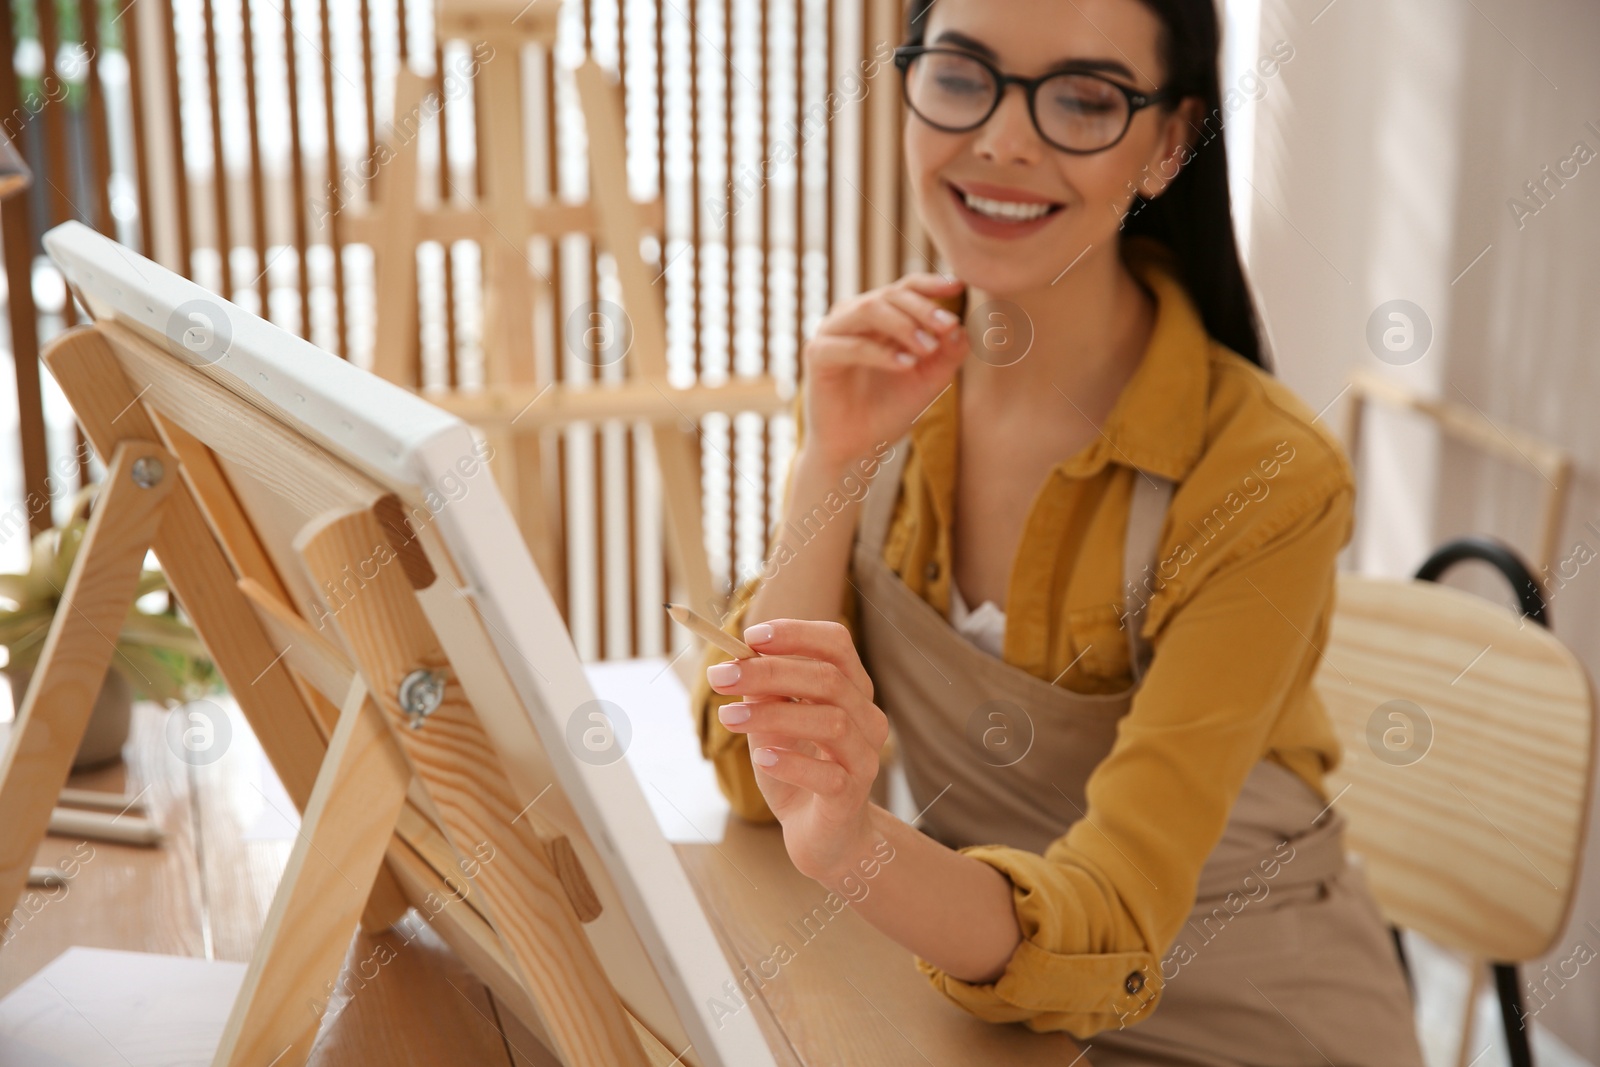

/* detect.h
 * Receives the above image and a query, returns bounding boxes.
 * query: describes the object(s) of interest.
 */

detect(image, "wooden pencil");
[48,807,164,846]
[58,787,149,816]
[931,285,967,323]
[664,603,758,660]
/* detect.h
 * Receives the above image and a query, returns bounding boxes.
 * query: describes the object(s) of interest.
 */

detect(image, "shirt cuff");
[913,844,1162,1036]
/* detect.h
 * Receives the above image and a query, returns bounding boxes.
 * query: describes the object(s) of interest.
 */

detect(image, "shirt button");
[924,561,940,581]
[1124,970,1145,995]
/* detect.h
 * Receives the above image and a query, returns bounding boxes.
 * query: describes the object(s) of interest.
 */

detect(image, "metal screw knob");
[398,668,446,729]
[131,456,164,488]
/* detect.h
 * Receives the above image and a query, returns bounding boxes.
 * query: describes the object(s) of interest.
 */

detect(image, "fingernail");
[752,747,780,767]
[915,329,937,352]
[707,662,741,687]
[744,622,774,645]
[895,351,917,366]
[933,309,959,328]
[718,702,751,725]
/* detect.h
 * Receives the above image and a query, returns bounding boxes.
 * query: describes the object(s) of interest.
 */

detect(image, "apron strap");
[859,435,1175,683]
[859,434,912,557]
[1123,471,1175,683]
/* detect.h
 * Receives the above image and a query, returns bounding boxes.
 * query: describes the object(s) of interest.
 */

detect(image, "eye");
[919,51,995,98]
[1043,76,1123,117]
[934,72,990,96]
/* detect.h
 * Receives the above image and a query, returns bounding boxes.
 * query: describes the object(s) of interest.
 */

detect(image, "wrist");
[795,440,894,484]
[812,804,898,894]
[793,444,854,483]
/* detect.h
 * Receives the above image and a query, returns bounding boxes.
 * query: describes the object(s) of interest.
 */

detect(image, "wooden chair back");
[1314,572,1595,961]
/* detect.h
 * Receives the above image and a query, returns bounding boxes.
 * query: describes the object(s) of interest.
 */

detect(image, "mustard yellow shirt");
[689,234,1355,1036]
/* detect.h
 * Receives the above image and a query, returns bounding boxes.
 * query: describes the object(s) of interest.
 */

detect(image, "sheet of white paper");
[585,657,731,845]
[0,948,245,1067]
[238,657,730,847]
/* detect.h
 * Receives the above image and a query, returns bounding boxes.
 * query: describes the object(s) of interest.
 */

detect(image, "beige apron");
[852,437,1423,1065]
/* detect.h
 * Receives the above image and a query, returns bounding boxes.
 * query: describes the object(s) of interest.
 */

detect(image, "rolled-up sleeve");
[914,470,1355,1036]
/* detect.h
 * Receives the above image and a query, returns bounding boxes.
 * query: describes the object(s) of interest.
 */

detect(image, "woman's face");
[904,0,1199,293]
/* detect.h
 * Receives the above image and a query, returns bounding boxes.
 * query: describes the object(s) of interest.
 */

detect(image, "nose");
[972,81,1043,164]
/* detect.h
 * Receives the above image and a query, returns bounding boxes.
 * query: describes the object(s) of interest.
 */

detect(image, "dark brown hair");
[902,0,1271,370]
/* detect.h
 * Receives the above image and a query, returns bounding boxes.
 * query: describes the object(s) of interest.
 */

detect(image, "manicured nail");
[752,747,780,767]
[914,329,937,352]
[719,702,751,725]
[895,351,917,366]
[707,662,741,687]
[744,622,774,645]
[933,309,959,328]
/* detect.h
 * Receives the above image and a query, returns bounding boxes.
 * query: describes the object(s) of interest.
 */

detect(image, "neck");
[960,239,1155,413]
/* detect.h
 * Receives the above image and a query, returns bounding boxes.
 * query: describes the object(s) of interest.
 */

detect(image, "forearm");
[743,446,875,627]
[820,802,1023,984]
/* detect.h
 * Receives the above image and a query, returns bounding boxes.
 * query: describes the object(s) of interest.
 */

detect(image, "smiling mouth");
[946,180,1066,223]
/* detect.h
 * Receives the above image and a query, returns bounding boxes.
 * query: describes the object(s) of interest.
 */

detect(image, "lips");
[947,179,1064,208]
[944,179,1066,237]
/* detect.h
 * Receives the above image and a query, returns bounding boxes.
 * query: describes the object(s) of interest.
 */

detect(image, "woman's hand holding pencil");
[668,603,890,884]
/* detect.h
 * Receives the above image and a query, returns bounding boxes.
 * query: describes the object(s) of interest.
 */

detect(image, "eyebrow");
[929,30,1139,82]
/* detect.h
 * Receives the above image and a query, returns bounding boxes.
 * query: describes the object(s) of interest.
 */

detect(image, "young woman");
[691,0,1423,1061]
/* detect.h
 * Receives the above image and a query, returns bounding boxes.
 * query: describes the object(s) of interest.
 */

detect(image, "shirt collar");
[912,234,1211,512]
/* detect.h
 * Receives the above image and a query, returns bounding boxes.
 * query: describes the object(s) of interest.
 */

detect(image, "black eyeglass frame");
[892,44,1176,155]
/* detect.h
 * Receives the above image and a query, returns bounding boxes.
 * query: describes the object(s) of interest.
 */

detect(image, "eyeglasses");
[892,45,1173,155]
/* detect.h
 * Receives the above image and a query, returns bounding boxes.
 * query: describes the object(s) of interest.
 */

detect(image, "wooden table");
[677,820,1086,1065]
[0,701,1085,1065]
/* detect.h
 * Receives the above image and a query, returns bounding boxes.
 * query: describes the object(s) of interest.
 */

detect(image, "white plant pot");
[5,664,133,771]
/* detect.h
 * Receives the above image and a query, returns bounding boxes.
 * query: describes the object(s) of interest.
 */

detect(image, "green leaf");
[118,613,211,659]
[0,573,33,607]
[109,643,188,705]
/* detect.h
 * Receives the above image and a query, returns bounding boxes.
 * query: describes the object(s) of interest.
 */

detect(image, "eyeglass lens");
[905,51,1133,152]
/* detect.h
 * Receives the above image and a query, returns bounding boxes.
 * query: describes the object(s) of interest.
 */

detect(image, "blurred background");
[0,0,1595,1062]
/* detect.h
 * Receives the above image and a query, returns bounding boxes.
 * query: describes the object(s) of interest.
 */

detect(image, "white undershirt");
[947,577,1007,659]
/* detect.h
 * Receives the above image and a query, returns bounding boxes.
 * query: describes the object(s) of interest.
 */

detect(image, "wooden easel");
[349,4,787,652]
[0,317,729,1066]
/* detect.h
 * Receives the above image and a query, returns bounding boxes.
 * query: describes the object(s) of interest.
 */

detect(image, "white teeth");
[960,190,1056,221]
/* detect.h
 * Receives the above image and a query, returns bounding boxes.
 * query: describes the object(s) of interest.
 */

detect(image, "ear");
[1133,96,1208,201]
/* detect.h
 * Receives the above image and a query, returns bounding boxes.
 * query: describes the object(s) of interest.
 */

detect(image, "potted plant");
[0,482,224,769]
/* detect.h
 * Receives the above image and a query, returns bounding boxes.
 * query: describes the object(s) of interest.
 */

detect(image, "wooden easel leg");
[212,677,411,1067]
[0,440,176,934]
[476,34,566,608]
[484,425,563,595]
[572,60,723,622]
[359,856,413,934]
[42,328,340,817]
[295,503,654,1067]
[370,69,428,388]
[155,414,419,934]
[514,429,567,612]
[43,327,418,923]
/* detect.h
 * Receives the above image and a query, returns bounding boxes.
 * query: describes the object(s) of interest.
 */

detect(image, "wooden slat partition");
[199,0,233,298]
[284,0,313,337]
[319,0,349,356]
[160,0,195,276]
[0,2,47,540]
[0,0,911,662]
[239,0,270,315]
[119,0,158,258]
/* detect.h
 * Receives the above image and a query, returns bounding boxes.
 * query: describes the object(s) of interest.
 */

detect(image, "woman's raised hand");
[799,273,968,471]
[706,619,890,883]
